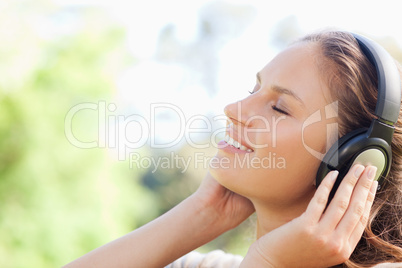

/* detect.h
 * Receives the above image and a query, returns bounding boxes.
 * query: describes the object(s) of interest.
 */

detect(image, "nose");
[224,96,255,127]
[224,101,243,126]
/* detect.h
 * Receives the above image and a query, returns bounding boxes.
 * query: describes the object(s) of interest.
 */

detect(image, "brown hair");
[300,31,402,267]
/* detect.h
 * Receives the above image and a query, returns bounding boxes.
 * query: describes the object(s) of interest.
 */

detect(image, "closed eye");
[272,105,289,116]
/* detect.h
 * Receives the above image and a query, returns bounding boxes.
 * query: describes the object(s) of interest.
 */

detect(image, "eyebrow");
[256,72,305,107]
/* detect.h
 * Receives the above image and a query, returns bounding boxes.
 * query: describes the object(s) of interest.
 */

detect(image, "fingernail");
[367,166,377,180]
[354,165,365,178]
[331,170,339,181]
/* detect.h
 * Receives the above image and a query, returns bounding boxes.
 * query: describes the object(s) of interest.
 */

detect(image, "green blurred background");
[1,1,402,267]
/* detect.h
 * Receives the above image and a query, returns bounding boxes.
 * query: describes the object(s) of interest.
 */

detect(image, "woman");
[64,31,402,267]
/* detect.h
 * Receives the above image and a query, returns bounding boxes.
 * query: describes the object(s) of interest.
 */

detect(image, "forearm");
[63,194,229,268]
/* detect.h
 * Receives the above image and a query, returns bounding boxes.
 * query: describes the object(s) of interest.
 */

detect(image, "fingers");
[336,166,377,238]
[319,165,366,232]
[348,180,378,246]
[305,170,339,224]
[305,164,378,234]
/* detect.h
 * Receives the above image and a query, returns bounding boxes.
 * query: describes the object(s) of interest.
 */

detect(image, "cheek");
[249,122,324,199]
[300,114,337,158]
[274,119,328,173]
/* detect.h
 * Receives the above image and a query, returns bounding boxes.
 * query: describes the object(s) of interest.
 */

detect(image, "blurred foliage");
[0,3,159,268]
[0,1,255,267]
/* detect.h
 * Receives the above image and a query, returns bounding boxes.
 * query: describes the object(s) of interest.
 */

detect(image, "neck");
[253,190,315,239]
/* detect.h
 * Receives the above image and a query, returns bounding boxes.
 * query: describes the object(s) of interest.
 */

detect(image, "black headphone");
[315,33,401,204]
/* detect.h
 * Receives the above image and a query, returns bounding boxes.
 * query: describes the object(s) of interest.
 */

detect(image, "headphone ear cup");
[316,128,391,204]
[316,128,367,186]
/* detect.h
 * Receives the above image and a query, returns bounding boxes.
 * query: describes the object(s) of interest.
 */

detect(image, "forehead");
[259,42,332,115]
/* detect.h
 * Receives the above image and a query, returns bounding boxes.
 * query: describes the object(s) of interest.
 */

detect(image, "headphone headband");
[352,33,401,125]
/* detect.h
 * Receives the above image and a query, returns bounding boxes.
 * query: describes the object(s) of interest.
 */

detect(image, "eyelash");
[248,90,289,116]
[271,105,289,115]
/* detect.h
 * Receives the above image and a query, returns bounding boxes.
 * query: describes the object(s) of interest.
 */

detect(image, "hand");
[241,165,378,268]
[193,171,255,230]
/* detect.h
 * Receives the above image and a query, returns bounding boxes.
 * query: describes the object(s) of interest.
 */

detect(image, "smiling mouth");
[224,135,254,152]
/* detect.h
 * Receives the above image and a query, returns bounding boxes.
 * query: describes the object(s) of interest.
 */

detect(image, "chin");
[209,153,247,191]
[208,151,267,199]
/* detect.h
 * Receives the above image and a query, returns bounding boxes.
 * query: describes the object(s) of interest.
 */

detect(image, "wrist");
[240,241,276,268]
[186,193,230,235]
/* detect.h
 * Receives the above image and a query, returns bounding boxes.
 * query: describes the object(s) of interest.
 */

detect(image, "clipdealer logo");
[64,101,228,160]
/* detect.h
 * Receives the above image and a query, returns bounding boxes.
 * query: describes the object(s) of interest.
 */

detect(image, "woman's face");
[210,42,337,211]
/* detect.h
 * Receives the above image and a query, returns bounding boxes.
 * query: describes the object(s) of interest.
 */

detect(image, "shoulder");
[165,250,244,268]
